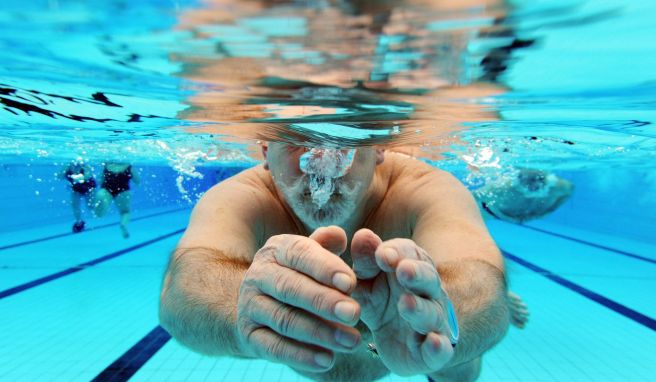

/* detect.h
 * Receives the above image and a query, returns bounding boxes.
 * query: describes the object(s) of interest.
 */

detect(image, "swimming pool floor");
[1,208,654,381]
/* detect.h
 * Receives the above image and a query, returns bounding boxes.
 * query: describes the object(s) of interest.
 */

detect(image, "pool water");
[1,0,655,381]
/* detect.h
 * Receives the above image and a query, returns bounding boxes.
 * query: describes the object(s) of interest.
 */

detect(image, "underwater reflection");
[173,0,527,160]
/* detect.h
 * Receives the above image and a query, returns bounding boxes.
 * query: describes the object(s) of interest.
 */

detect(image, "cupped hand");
[236,226,362,372]
[350,229,456,376]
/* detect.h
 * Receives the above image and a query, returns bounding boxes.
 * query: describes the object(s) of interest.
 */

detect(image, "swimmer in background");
[474,168,575,224]
[472,168,574,329]
[94,162,140,238]
[59,157,97,233]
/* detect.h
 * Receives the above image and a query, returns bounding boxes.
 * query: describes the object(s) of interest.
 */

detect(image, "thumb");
[309,225,347,255]
[351,229,383,280]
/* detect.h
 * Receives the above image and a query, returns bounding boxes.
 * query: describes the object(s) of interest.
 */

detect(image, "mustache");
[279,175,361,230]
[299,176,354,197]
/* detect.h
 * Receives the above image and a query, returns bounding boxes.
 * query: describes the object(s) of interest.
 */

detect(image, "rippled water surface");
[1,0,655,177]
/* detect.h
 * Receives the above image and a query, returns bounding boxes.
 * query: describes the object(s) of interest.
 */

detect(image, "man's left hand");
[350,228,456,376]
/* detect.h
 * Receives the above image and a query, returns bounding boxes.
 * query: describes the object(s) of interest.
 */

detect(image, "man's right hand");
[236,226,362,372]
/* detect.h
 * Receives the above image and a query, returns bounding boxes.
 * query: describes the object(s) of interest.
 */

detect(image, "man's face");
[264,142,381,230]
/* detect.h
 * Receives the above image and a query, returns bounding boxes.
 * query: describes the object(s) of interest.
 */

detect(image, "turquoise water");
[1,0,655,381]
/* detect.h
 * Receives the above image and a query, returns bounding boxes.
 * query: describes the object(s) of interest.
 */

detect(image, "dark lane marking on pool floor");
[504,250,656,332]
[92,326,172,382]
[92,248,656,382]
[0,228,184,300]
[0,207,189,252]
[520,224,656,265]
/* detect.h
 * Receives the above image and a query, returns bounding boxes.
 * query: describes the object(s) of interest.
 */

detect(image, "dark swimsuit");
[101,165,132,198]
[65,166,96,195]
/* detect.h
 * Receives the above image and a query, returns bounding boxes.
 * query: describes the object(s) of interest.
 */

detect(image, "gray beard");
[280,175,361,231]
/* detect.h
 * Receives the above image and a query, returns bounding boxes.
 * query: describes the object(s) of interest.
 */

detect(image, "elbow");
[157,258,191,350]
[157,260,235,357]
[158,271,179,339]
[157,277,205,355]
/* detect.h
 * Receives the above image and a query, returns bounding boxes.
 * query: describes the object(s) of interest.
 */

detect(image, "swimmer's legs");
[71,192,86,233]
[114,191,132,238]
[71,192,82,223]
[93,188,112,218]
[430,357,481,382]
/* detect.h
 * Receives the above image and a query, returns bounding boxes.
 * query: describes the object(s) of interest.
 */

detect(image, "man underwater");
[160,143,512,381]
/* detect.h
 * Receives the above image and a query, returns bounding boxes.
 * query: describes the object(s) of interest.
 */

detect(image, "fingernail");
[314,352,332,368]
[430,335,442,352]
[334,301,357,322]
[332,272,353,293]
[399,268,413,281]
[404,294,418,311]
[383,248,398,265]
[335,329,358,348]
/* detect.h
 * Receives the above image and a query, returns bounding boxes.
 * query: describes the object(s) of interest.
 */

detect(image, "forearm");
[159,247,250,356]
[433,259,510,371]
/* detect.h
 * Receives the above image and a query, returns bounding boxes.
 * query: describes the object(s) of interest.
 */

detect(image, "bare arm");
[431,260,508,370]
[159,174,261,356]
[160,247,250,355]
[160,170,362,374]
[411,171,509,372]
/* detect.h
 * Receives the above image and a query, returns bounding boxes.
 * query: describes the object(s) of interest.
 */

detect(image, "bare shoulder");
[368,153,479,238]
[382,152,471,205]
[177,165,278,259]
[382,153,501,267]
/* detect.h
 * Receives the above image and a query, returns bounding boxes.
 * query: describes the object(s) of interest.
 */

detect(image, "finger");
[421,332,454,371]
[398,293,447,335]
[511,318,526,329]
[375,238,434,273]
[309,226,348,255]
[511,316,527,329]
[510,301,529,312]
[247,326,335,372]
[256,265,361,325]
[350,228,383,280]
[513,307,529,316]
[250,294,361,351]
[396,259,443,299]
[266,235,357,294]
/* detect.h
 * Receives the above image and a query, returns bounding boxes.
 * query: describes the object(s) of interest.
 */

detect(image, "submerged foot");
[72,221,85,233]
[508,291,530,329]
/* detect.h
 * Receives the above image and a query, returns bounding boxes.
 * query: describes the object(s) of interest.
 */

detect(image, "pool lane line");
[0,228,185,300]
[88,249,656,382]
[92,250,656,382]
[520,224,656,265]
[0,207,190,252]
[503,250,656,332]
[92,326,171,382]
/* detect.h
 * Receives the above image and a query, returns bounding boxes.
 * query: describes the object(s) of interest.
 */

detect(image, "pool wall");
[523,168,655,244]
[1,164,653,245]
[0,163,250,233]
